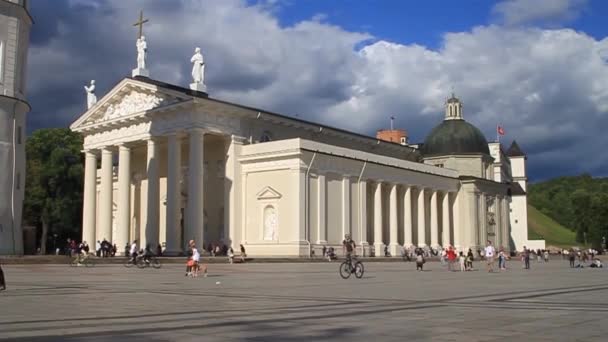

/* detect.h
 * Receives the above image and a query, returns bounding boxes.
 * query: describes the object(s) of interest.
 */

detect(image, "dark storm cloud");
[25,0,608,182]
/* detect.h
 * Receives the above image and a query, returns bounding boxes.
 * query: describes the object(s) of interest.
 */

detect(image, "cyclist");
[142,243,154,264]
[129,240,138,265]
[342,234,357,267]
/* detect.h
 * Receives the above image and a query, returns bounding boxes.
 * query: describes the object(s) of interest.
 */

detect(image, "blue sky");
[26,0,608,181]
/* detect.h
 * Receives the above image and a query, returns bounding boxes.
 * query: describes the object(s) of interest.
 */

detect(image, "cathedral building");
[0,0,31,255]
[70,73,543,256]
[69,23,544,256]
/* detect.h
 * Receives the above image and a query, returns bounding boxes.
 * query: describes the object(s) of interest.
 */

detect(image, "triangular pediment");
[71,78,191,130]
[256,186,282,200]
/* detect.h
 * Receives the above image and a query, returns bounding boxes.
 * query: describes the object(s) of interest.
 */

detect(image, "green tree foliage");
[23,129,84,254]
[529,175,608,249]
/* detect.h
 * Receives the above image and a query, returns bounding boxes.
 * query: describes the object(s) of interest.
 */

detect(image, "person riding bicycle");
[342,234,357,267]
[142,243,154,264]
[129,240,138,265]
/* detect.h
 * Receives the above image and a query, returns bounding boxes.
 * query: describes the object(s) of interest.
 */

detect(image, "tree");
[23,129,84,254]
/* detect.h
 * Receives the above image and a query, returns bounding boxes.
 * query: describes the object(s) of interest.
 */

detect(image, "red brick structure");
[376,129,408,145]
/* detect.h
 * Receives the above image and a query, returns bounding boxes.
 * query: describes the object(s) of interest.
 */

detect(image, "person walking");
[568,249,576,268]
[240,244,247,263]
[485,240,496,273]
[0,263,6,291]
[523,246,531,270]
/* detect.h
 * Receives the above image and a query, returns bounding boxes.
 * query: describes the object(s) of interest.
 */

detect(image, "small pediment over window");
[256,186,282,200]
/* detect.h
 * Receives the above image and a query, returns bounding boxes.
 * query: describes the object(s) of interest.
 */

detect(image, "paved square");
[1,259,607,341]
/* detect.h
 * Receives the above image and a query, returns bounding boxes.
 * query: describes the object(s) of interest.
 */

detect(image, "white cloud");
[27,0,608,179]
[492,0,588,26]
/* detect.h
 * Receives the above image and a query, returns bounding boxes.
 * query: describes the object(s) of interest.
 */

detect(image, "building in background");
[0,0,31,255]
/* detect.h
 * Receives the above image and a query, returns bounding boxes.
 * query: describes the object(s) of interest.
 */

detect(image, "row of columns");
[372,182,454,256]
[81,129,207,255]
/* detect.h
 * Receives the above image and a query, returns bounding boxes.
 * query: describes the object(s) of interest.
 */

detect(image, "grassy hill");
[527,205,578,248]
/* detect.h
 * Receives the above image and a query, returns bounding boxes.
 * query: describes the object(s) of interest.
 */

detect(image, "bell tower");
[445,93,464,120]
[0,0,32,255]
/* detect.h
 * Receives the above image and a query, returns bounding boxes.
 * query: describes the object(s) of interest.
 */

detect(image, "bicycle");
[339,255,364,279]
[136,255,161,269]
[70,254,94,268]
[124,254,139,268]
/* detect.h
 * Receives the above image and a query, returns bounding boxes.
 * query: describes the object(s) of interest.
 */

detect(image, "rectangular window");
[17,126,22,144]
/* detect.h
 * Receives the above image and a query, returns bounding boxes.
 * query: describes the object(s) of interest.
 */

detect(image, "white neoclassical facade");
[0,0,31,255]
[70,75,540,256]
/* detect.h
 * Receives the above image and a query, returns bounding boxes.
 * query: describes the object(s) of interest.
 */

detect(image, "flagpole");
[497,124,499,143]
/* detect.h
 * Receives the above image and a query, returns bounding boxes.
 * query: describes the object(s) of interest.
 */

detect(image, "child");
[459,252,466,272]
[416,253,425,271]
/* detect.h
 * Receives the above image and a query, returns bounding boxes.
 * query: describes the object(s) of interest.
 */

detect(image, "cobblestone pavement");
[1,259,607,341]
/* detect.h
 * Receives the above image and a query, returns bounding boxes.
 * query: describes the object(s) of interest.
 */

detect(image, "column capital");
[188,127,207,135]
[166,131,187,139]
[100,147,113,154]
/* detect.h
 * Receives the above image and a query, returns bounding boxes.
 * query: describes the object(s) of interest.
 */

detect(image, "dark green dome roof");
[422,119,490,156]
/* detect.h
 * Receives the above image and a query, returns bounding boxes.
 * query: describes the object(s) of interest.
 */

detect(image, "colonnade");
[81,129,207,255]
[370,182,456,256]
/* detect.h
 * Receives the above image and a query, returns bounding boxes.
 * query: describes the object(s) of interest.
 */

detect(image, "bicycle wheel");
[152,258,161,269]
[84,258,94,268]
[354,261,364,278]
[136,258,146,269]
[339,261,352,279]
[69,259,78,267]
[124,258,135,268]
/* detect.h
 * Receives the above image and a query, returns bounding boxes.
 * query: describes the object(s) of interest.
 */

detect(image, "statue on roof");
[191,47,205,84]
[136,36,147,70]
[84,80,97,109]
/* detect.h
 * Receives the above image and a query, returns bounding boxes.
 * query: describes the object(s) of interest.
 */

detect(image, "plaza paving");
[1,258,607,341]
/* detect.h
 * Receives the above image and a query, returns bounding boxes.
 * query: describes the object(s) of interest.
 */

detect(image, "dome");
[422,119,490,157]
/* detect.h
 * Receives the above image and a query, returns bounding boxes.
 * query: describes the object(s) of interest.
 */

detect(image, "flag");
[497,125,505,136]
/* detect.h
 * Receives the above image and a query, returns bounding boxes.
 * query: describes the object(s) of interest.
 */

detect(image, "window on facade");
[17,126,22,144]
[449,106,452,116]
[400,137,406,145]
[436,163,444,168]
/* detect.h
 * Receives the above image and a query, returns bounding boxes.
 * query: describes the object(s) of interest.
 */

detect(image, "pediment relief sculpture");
[83,90,182,126]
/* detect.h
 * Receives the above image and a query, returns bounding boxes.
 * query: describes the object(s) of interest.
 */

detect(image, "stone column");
[373,182,383,256]
[501,196,510,251]
[98,147,113,242]
[186,129,205,248]
[403,185,413,248]
[82,150,97,245]
[442,192,450,247]
[116,145,131,255]
[430,190,439,248]
[494,196,502,249]
[317,173,326,244]
[452,192,461,250]
[144,138,160,248]
[417,187,426,247]
[389,183,399,256]
[342,176,351,240]
[479,193,487,246]
[165,133,182,255]
[359,179,368,255]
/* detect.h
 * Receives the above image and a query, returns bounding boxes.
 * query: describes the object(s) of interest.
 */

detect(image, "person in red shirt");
[446,246,457,271]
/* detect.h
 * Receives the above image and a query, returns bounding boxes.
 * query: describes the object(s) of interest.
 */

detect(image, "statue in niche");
[263,205,277,241]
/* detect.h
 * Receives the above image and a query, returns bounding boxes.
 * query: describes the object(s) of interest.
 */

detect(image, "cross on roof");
[133,10,149,39]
